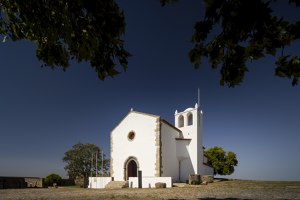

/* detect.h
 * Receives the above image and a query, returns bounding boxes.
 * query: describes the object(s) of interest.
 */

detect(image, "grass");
[1,179,300,200]
[57,185,82,189]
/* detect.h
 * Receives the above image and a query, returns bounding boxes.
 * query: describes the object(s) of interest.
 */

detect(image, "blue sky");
[0,1,299,181]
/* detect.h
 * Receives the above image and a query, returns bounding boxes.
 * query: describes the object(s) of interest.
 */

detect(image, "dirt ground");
[1,180,300,200]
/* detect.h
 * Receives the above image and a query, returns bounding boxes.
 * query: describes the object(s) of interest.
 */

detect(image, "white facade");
[110,111,158,181]
[110,104,213,183]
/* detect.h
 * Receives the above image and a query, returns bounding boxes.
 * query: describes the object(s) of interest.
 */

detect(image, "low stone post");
[189,174,201,185]
[138,170,142,188]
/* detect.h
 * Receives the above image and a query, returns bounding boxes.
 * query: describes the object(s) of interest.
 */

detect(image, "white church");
[109,103,213,184]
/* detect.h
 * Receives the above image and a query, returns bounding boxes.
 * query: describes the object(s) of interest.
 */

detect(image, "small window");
[187,113,193,126]
[178,115,184,127]
[128,131,135,141]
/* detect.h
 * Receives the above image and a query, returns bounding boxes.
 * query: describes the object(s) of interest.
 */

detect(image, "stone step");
[105,181,129,189]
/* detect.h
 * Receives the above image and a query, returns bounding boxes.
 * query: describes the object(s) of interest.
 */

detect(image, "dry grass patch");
[0,180,300,200]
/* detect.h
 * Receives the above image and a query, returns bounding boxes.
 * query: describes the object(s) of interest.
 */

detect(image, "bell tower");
[174,103,204,175]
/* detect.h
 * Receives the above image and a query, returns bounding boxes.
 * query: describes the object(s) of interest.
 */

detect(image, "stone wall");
[75,177,83,187]
[0,177,27,189]
[61,178,75,186]
[189,174,201,185]
[0,177,46,189]
[201,175,214,183]
[0,177,76,189]
[25,177,44,188]
[188,174,214,185]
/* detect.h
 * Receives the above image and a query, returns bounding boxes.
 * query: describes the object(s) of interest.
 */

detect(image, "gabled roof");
[110,109,160,133]
[131,110,160,118]
[161,119,182,133]
[111,109,183,134]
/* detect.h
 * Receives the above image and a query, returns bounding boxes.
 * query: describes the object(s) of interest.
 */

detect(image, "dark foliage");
[1,1,300,86]
[0,0,130,80]
[163,0,300,86]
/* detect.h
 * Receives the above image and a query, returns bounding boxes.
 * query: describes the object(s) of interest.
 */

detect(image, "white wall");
[200,164,214,176]
[88,177,113,189]
[180,157,194,182]
[128,177,172,188]
[176,140,189,160]
[175,106,202,178]
[176,139,193,182]
[203,156,208,163]
[111,111,158,180]
[160,122,179,181]
[197,110,204,174]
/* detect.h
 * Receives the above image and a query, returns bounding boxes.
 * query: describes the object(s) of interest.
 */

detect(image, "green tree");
[162,0,300,86]
[0,0,130,80]
[204,146,238,176]
[62,143,109,188]
[44,173,62,187]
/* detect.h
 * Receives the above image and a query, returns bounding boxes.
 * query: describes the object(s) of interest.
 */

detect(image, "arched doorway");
[127,160,137,178]
[124,157,139,180]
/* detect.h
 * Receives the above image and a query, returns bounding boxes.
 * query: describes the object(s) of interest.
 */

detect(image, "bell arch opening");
[178,115,184,127]
[187,112,193,126]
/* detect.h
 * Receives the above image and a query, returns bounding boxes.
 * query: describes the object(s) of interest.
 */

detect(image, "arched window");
[178,115,184,127]
[187,113,193,126]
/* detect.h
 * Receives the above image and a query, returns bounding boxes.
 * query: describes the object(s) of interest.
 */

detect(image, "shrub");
[45,173,62,187]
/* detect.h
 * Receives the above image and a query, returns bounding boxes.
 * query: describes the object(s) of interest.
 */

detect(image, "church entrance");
[127,160,137,178]
[124,157,139,180]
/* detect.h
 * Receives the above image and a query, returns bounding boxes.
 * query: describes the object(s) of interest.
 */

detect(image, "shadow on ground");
[168,198,253,200]
[199,198,253,200]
